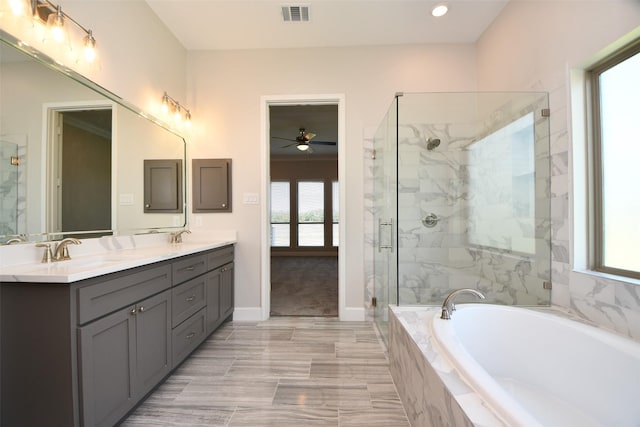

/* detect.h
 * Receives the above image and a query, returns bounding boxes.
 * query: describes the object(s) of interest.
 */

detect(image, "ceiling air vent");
[281,5,310,22]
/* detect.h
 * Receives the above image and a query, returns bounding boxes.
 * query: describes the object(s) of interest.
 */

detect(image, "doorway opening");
[261,95,346,320]
[269,104,339,316]
[48,105,113,238]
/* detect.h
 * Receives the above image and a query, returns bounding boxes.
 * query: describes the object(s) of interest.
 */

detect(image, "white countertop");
[0,231,236,283]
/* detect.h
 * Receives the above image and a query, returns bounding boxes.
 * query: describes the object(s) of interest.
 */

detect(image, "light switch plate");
[243,193,259,205]
[119,194,134,205]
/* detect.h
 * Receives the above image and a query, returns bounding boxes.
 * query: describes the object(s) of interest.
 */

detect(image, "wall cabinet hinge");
[371,297,377,307]
[543,281,552,290]
[541,108,550,117]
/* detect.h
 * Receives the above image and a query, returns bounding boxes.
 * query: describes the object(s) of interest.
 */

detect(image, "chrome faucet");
[52,238,82,261]
[440,288,485,320]
[169,229,191,244]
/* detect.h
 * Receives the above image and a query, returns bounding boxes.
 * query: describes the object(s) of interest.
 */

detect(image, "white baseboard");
[341,306,366,321]
[232,307,264,321]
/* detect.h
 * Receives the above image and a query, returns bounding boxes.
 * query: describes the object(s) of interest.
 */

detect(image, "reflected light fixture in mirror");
[162,91,192,128]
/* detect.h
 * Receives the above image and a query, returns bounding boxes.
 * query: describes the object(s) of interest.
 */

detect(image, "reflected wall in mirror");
[0,32,186,243]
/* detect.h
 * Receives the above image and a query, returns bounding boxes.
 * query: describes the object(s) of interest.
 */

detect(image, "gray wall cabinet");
[144,159,184,213]
[0,244,234,427]
[192,158,232,212]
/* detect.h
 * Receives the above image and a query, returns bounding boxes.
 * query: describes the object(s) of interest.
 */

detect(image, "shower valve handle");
[422,213,440,228]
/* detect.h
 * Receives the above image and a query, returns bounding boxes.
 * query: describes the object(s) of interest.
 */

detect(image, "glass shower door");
[373,96,398,343]
[0,139,19,238]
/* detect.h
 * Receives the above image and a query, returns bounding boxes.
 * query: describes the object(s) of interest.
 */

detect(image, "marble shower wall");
[364,92,552,319]
[0,137,26,240]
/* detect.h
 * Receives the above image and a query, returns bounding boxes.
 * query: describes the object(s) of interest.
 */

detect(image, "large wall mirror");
[0,31,186,244]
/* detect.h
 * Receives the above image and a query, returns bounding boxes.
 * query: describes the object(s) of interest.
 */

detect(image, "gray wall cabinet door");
[144,159,184,212]
[192,158,232,212]
[79,304,137,427]
[135,290,172,398]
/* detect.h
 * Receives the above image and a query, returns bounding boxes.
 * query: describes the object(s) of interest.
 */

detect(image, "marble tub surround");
[389,306,506,427]
[121,317,410,427]
[0,229,236,282]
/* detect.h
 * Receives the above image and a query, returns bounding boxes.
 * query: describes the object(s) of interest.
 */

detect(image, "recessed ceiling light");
[432,4,448,17]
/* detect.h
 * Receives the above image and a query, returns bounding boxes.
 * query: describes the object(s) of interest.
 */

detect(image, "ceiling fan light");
[432,4,448,17]
[297,142,310,151]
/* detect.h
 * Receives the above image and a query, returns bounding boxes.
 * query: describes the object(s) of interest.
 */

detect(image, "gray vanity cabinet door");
[135,289,172,398]
[205,269,221,334]
[220,262,234,320]
[79,304,137,427]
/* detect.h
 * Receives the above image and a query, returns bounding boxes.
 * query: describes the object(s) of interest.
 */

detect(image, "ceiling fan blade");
[309,140,337,146]
[280,142,299,148]
[304,132,316,141]
[273,136,297,142]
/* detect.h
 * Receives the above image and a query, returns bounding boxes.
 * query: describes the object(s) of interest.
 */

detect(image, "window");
[590,40,640,278]
[270,181,290,247]
[298,181,324,246]
[270,178,338,251]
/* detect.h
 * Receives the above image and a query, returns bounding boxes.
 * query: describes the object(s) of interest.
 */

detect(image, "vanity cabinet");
[0,244,234,427]
[79,289,171,427]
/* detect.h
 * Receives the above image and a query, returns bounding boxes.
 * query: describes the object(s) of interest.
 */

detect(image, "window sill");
[572,268,640,287]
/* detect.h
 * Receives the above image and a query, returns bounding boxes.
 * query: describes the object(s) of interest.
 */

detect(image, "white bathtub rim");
[429,306,545,427]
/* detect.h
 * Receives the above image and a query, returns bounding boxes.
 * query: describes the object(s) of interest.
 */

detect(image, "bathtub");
[430,304,640,427]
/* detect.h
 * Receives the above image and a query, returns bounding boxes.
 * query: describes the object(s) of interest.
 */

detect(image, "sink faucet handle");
[35,243,54,263]
[53,238,82,261]
[170,229,191,244]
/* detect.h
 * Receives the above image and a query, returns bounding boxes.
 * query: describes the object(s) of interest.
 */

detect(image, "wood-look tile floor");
[121,318,410,427]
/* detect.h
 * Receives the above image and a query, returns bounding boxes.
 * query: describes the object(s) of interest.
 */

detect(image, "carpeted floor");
[270,256,338,317]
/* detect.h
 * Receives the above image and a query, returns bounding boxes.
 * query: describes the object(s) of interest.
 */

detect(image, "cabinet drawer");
[172,308,206,368]
[78,264,171,325]
[207,245,234,270]
[172,254,207,285]
[172,276,206,327]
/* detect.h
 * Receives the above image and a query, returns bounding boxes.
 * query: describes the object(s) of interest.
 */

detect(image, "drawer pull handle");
[185,266,195,271]
[185,295,196,302]
[130,308,137,315]
[186,332,196,339]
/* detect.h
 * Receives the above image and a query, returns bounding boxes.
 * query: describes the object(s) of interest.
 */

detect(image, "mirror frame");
[0,29,187,243]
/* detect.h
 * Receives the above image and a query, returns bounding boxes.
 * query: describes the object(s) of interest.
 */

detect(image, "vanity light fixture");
[161,92,192,127]
[431,4,448,17]
[10,0,98,63]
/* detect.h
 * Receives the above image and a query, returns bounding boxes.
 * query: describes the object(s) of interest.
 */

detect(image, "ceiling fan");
[273,128,337,152]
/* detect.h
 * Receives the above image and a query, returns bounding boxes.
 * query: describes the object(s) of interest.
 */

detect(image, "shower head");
[426,137,441,151]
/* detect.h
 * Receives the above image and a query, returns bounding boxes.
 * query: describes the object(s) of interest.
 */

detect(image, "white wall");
[185,45,477,315]
[476,0,640,339]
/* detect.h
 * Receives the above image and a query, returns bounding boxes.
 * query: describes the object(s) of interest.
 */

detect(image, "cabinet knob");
[130,308,137,315]
[221,203,226,208]
[139,306,145,313]
[145,204,150,208]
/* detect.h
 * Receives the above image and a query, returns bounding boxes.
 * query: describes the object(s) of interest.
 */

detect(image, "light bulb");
[83,30,96,63]
[161,93,170,114]
[184,111,192,128]
[9,0,29,16]
[173,104,182,122]
[46,6,66,43]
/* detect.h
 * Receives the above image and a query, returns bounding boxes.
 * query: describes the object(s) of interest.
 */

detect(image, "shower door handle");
[378,218,394,252]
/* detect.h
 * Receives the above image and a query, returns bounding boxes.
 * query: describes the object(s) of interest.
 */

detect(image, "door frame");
[260,94,346,320]
[44,100,116,235]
